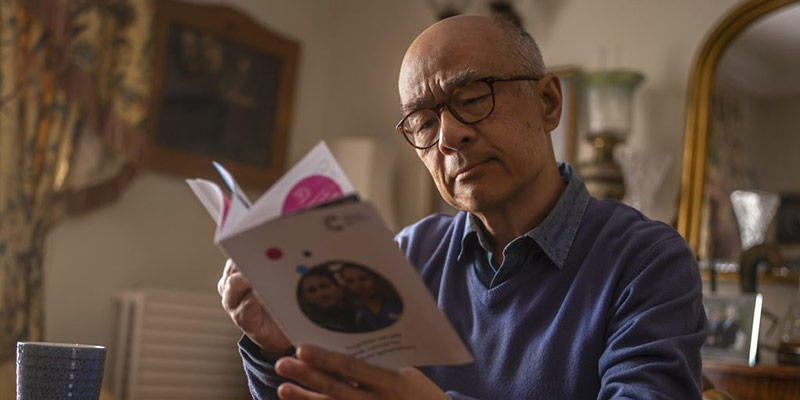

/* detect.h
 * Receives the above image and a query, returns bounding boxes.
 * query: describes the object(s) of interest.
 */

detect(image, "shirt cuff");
[238,335,294,390]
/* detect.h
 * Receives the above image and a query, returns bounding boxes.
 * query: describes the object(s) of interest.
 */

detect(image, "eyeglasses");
[396,75,541,149]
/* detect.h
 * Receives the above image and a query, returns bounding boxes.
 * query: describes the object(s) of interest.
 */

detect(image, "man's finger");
[227,259,240,274]
[217,260,231,296]
[275,357,363,399]
[231,291,259,324]
[221,272,252,311]
[276,382,335,400]
[295,345,395,386]
[218,260,239,295]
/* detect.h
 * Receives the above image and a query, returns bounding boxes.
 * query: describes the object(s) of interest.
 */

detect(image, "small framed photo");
[702,293,762,366]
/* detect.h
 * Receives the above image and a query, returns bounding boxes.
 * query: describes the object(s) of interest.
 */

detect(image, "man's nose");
[437,109,476,153]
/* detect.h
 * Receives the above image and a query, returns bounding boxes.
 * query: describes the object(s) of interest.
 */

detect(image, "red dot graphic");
[265,247,283,260]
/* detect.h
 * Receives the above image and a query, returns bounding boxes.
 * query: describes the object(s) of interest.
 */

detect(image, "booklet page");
[221,142,355,239]
[187,140,473,369]
[218,200,473,369]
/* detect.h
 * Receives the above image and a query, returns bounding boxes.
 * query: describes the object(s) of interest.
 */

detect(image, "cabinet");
[703,360,800,400]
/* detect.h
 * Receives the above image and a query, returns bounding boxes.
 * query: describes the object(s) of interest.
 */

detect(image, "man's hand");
[274,345,448,400]
[218,259,292,357]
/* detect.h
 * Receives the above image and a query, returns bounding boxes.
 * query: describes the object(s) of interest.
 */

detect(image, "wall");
[750,95,800,193]
[44,0,781,389]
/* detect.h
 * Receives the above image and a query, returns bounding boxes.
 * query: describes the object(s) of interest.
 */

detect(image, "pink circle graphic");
[282,175,343,215]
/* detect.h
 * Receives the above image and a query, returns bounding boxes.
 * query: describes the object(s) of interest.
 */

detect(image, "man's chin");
[451,190,502,213]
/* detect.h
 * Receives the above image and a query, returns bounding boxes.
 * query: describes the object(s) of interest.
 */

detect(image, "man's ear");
[539,73,563,133]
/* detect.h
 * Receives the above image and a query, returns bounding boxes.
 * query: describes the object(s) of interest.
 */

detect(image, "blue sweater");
[239,169,706,399]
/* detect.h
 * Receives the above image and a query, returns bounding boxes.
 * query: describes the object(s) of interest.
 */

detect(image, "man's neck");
[474,164,565,265]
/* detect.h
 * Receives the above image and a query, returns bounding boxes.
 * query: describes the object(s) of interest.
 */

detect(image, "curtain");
[0,0,151,363]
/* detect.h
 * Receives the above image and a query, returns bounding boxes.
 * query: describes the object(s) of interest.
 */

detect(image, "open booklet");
[187,142,473,369]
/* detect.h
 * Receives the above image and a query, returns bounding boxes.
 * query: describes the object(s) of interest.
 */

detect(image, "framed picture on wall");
[149,0,299,189]
[701,293,762,366]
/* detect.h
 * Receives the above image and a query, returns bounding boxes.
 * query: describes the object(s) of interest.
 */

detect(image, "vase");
[617,148,672,217]
[730,190,780,251]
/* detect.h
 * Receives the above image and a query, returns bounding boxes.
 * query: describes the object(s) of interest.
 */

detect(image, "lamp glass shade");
[580,71,644,140]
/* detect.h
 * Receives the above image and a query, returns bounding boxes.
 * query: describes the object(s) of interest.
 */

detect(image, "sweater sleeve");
[238,335,294,400]
[446,391,482,400]
[598,236,707,400]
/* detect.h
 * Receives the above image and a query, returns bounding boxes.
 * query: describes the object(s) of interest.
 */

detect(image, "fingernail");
[296,344,317,358]
[276,358,293,374]
[277,383,291,398]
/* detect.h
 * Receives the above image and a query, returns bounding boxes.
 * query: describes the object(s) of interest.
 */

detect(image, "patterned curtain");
[0,0,151,363]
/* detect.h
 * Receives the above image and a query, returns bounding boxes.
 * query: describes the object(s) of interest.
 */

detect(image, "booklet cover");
[187,142,473,369]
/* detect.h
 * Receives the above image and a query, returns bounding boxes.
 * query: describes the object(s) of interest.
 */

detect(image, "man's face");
[398,18,561,213]
[302,275,343,308]
[340,267,376,301]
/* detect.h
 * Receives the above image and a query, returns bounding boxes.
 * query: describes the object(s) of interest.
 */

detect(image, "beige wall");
[750,95,800,192]
[45,0,783,388]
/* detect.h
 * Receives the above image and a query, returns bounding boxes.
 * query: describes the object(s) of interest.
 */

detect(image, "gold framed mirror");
[678,0,800,282]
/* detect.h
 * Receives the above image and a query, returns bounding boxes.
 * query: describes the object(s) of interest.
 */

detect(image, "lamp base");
[578,134,625,200]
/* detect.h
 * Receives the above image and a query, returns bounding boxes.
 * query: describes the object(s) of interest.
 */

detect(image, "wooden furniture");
[703,360,800,400]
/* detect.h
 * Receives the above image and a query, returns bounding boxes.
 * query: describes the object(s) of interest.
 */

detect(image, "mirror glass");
[699,3,800,278]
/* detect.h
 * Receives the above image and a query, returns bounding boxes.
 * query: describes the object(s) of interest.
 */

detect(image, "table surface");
[703,360,800,400]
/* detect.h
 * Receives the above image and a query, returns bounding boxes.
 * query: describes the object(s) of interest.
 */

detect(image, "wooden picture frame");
[148,0,299,188]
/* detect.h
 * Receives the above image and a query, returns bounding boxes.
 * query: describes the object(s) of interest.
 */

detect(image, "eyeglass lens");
[402,80,494,148]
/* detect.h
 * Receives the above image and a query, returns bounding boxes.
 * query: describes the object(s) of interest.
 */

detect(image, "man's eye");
[460,94,490,107]
[416,117,438,133]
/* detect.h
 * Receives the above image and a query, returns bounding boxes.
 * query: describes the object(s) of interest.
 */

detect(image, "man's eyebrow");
[441,69,479,94]
[400,69,479,114]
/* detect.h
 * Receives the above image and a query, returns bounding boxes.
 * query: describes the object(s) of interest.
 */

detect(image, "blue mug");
[16,342,106,400]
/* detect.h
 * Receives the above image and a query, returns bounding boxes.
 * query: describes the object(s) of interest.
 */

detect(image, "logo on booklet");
[324,212,367,232]
[324,215,345,231]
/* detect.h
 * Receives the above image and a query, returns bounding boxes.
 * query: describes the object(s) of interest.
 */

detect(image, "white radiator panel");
[113,289,251,400]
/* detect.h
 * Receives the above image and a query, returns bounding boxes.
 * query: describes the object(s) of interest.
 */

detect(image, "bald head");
[399,15,545,102]
[395,15,563,220]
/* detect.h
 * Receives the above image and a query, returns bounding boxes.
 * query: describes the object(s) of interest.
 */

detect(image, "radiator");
[112,289,251,399]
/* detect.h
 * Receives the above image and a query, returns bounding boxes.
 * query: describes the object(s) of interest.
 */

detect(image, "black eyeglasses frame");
[395,75,542,150]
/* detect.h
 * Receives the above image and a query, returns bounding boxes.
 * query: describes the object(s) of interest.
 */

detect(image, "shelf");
[704,360,800,378]
[701,271,799,285]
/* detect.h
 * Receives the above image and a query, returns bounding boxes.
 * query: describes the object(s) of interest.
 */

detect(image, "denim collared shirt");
[459,162,590,288]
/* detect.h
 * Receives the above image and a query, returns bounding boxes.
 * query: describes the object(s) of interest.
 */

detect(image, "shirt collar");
[458,162,590,269]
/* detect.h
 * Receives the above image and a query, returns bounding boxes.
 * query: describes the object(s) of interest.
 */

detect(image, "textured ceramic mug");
[16,342,106,400]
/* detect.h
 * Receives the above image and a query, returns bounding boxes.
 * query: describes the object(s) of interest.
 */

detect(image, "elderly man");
[218,15,707,400]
